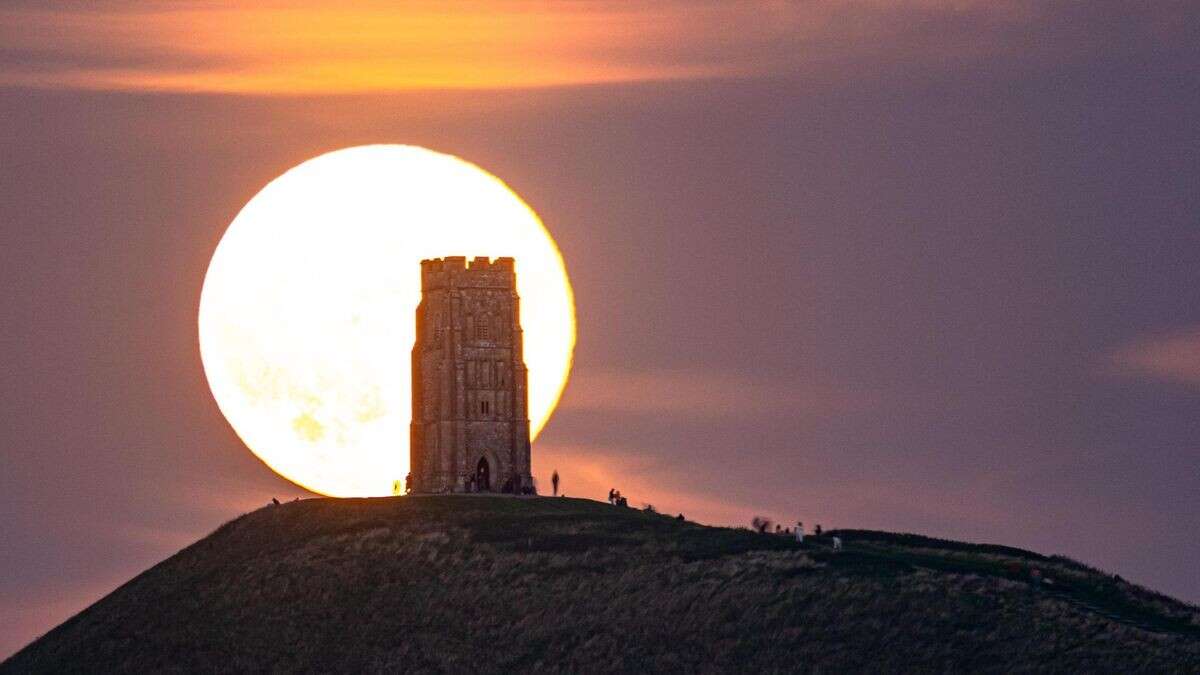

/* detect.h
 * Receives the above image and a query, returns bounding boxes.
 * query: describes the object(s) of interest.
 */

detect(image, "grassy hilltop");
[4,496,1199,673]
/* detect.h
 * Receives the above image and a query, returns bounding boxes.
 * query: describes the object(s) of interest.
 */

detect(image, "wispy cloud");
[531,441,1043,536]
[533,442,762,525]
[559,368,880,419]
[1,1,1189,94]
[1107,326,1200,386]
[0,2,744,93]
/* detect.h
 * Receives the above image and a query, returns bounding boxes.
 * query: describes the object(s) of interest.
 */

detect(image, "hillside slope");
[4,496,1199,673]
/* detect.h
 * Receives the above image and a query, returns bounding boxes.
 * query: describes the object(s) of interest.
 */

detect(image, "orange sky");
[0,1,776,93]
[0,0,1063,94]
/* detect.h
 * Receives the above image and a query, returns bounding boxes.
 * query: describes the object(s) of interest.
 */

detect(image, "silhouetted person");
[795,521,804,544]
[552,470,560,497]
[271,497,280,506]
[775,524,782,534]
[676,514,685,521]
[608,488,616,504]
[815,524,823,536]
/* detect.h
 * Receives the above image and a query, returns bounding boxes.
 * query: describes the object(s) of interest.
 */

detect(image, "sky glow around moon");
[198,145,575,497]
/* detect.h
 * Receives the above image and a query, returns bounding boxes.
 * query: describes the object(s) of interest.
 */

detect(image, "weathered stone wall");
[409,256,533,493]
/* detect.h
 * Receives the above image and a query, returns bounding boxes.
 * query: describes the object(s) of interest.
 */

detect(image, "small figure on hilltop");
[815,524,823,537]
[607,488,616,504]
[676,513,685,521]
[751,516,773,534]
[795,521,804,544]
[271,497,280,506]
[551,470,560,497]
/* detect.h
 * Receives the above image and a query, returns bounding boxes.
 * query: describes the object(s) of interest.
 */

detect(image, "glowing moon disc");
[198,145,575,497]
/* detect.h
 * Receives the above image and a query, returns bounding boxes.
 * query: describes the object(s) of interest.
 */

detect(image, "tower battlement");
[409,256,531,495]
[421,256,516,290]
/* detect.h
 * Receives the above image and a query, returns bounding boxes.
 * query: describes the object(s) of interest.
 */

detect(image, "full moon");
[198,145,575,497]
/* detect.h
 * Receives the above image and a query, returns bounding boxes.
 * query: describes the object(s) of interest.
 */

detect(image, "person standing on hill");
[552,470,560,497]
[795,522,804,544]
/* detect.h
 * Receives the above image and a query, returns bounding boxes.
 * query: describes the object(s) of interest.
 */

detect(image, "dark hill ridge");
[4,496,1199,673]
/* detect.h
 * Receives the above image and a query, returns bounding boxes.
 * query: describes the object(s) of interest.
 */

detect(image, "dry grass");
[4,496,1198,673]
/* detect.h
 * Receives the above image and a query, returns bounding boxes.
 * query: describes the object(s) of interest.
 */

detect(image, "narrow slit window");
[481,400,490,416]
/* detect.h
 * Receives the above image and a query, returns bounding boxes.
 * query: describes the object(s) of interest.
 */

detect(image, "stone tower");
[409,256,533,494]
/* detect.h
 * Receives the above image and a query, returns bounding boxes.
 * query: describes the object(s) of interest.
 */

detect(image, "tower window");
[481,400,490,416]
[479,323,489,340]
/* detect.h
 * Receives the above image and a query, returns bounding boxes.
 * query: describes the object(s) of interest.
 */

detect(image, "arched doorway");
[475,457,491,492]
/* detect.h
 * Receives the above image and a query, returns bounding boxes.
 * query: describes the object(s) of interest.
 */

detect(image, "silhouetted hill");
[4,496,1199,673]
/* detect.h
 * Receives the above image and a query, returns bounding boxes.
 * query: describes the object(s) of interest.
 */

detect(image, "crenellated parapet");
[420,256,516,291]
